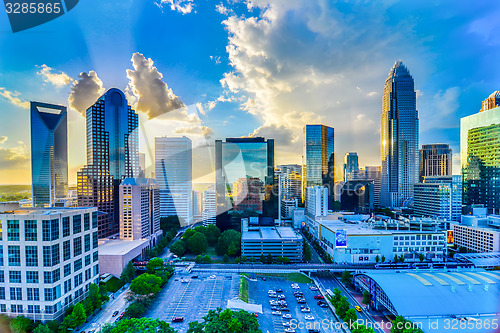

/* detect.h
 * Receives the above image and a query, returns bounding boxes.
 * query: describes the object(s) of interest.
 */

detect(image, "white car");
[269,294,277,298]
[301,307,311,313]
[272,311,282,315]
[282,322,291,327]
[304,315,315,320]
[268,290,275,294]
[282,314,292,319]
[284,329,296,333]
[309,286,318,291]
[277,294,285,299]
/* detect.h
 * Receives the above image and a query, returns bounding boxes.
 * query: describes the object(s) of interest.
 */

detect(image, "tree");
[394,254,399,263]
[352,325,376,333]
[343,308,358,326]
[234,258,240,264]
[390,316,423,333]
[146,258,164,274]
[72,303,87,327]
[120,261,136,284]
[145,247,159,259]
[88,283,103,312]
[303,241,312,262]
[259,254,266,263]
[10,316,33,333]
[170,240,186,257]
[375,255,380,263]
[381,255,386,263]
[107,318,176,333]
[335,296,350,319]
[341,271,353,285]
[282,257,291,264]
[362,290,371,305]
[187,308,261,333]
[399,254,405,263]
[223,254,230,263]
[205,224,221,245]
[188,232,208,255]
[216,230,241,256]
[124,302,147,318]
[266,253,273,264]
[332,288,342,305]
[194,226,208,236]
[202,255,212,264]
[419,253,425,262]
[195,255,203,263]
[160,216,180,233]
[182,229,196,241]
[241,256,247,263]
[130,273,162,295]
[33,324,52,333]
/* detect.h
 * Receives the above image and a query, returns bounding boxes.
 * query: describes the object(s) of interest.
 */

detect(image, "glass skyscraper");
[215,137,275,228]
[343,152,359,181]
[303,124,334,205]
[77,88,139,238]
[419,144,452,182]
[380,61,419,208]
[461,92,500,213]
[30,102,68,207]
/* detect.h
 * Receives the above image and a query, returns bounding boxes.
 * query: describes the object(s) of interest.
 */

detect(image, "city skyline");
[1,1,500,185]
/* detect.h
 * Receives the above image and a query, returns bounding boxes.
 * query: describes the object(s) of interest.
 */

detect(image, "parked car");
[355,305,362,312]
[171,317,184,322]
[285,329,296,333]
[272,311,282,315]
[112,311,119,317]
[309,286,318,291]
[314,295,324,299]
[304,315,315,320]
[282,314,292,319]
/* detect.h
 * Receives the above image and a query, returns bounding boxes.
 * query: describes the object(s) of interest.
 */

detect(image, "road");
[301,232,324,264]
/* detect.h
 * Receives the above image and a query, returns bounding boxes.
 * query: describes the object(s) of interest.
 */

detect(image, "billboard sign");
[447,230,454,245]
[335,229,347,248]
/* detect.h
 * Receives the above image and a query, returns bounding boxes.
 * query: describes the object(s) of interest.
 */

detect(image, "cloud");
[215,3,231,15]
[37,64,74,87]
[0,142,29,169]
[0,136,7,144]
[157,0,195,14]
[195,102,205,115]
[419,87,460,131]
[0,87,29,109]
[126,52,185,119]
[68,71,105,115]
[249,124,297,145]
[175,125,214,138]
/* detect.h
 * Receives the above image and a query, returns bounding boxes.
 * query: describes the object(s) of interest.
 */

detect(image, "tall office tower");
[480,90,500,112]
[77,88,139,238]
[192,191,204,219]
[119,178,160,244]
[419,144,452,182]
[364,166,381,207]
[215,137,275,228]
[155,137,193,226]
[202,186,216,225]
[343,152,359,181]
[30,102,68,207]
[275,164,302,202]
[232,177,264,212]
[380,61,419,208]
[305,186,328,217]
[303,125,334,206]
[461,91,500,213]
[414,175,462,222]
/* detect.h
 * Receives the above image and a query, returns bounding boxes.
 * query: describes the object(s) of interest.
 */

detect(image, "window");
[84,213,90,231]
[93,251,98,262]
[44,271,53,284]
[53,268,61,283]
[7,220,20,241]
[25,220,37,241]
[93,232,98,249]
[26,271,38,283]
[8,246,20,266]
[42,220,51,241]
[93,265,98,277]
[84,234,91,252]
[10,287,22,300]
[85,268,91,280]
[0,271,3,283]
[43,246,51,267]
[0,304,6,312]
[74,237,82,256]
[45,305,54,314]
[64,264,71,277]
[92,211,98,228]
[26,246,38,267]
[0,287,5,300]
[9,271,21,283]
[52,244,60,265]
[64,279,72,294]
[73,215,82,234]
[74,273,83,287]
[63,240,71,261]
[74,258,82,272]
[63,217,70,237]
[44,288,54,302]
[27,288,39,301]
[85,255,91,266]
[51,218,59,240]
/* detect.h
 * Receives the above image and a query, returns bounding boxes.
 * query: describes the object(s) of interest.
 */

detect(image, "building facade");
[414,176,462,222]
[343,152,359,182]
[480,90,500,112]
[419,144,452,182]
[31,102,68,207]
[275,164,302,202]
[303,125,334,205]
[119,178,160,245]
[461,95,500,214]
[77,88,139,238]
[202,189,216,225]
[215,137,276,227]
[340,180,374,213]
[305,186,328,217]
[380,61,419,208]
[155,137,193,226]
[0,207,99,321]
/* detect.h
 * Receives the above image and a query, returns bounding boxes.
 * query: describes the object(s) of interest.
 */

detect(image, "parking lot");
[147,271,239,331]
[249,276,340,333]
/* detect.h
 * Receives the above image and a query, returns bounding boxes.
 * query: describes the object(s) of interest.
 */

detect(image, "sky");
[0,0,499,185]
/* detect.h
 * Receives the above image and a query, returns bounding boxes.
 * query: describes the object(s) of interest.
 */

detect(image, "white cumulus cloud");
[68,71,105,115]
[37,64,74,87]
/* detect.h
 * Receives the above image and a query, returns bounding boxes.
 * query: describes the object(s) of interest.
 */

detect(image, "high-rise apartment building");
[303,125,334,206]
[30,102,68,207]
[364,166,381,207]
[118,178,160,244]
[480,90,500,112]
[276,164,302,202]
[461,91,500,213]
[192,191,204,219]
[0,207,99,321]
[414,175,462,222]
[419,144,452,182]
[77,89,139,238]
[380,61,419,208]
[343,152,359,181]
[155,137,193,226]
[215,137,275,227]
[202,187,216,225]
[305,186,328,217]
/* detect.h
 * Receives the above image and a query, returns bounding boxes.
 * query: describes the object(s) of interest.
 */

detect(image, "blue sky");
[0,0,499,184]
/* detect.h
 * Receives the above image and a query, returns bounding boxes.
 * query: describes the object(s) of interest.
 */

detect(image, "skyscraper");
[380,61,419,208]
[343,152,359,181]
[77,88,139,238]
[414,175,462,222]
[275,164,302,202]
[461,91,500,213]
[30,102,68,207]
[155,136,193,226]
[303,124,334,205]
[215,137,275,228]
[419,144,452,182]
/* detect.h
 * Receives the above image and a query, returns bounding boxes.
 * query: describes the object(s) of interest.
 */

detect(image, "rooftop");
[242,226,302,241]
[98,239,150,256]
[0,206,96,216]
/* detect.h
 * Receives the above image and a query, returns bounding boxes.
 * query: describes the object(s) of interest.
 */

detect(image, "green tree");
[182,229,196,241]
[332,287,343,305]
[259,254,265,263]
[145,247,159,259]
[399,254,405,263]
[282,257,291,264]
[394,254,399,263]
[10,316,33,333]
[124,302,147,319]
[303,241,312,262]
[234,258,240,264]
[216,230,241,256]
[33,324,53,333]
[343,308,358,326]
[375,255,380,263]
[160,216,180,233]
[72,303,87,327]
[130,273,162,295]
[187,308,261,333]
[146,258,164,274]
[419,253,425,262]
[170,240,186,257]
[341,270,353,285]
[335,296,350,319]
[381,255,386,263]
[194,226,208,236]
[241,256,247,263]
[352,325,376,333]
[390,316,423,333]
[266,253,273,264]
[107,318,176,333]
[205,224,221,245]
[362,290,371,305]
[87,283,103,312]
[120,261,136,284]
[223,254,230,263]
[188,232,208,255]
[195,255,203,263]
[202,255,212,264]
